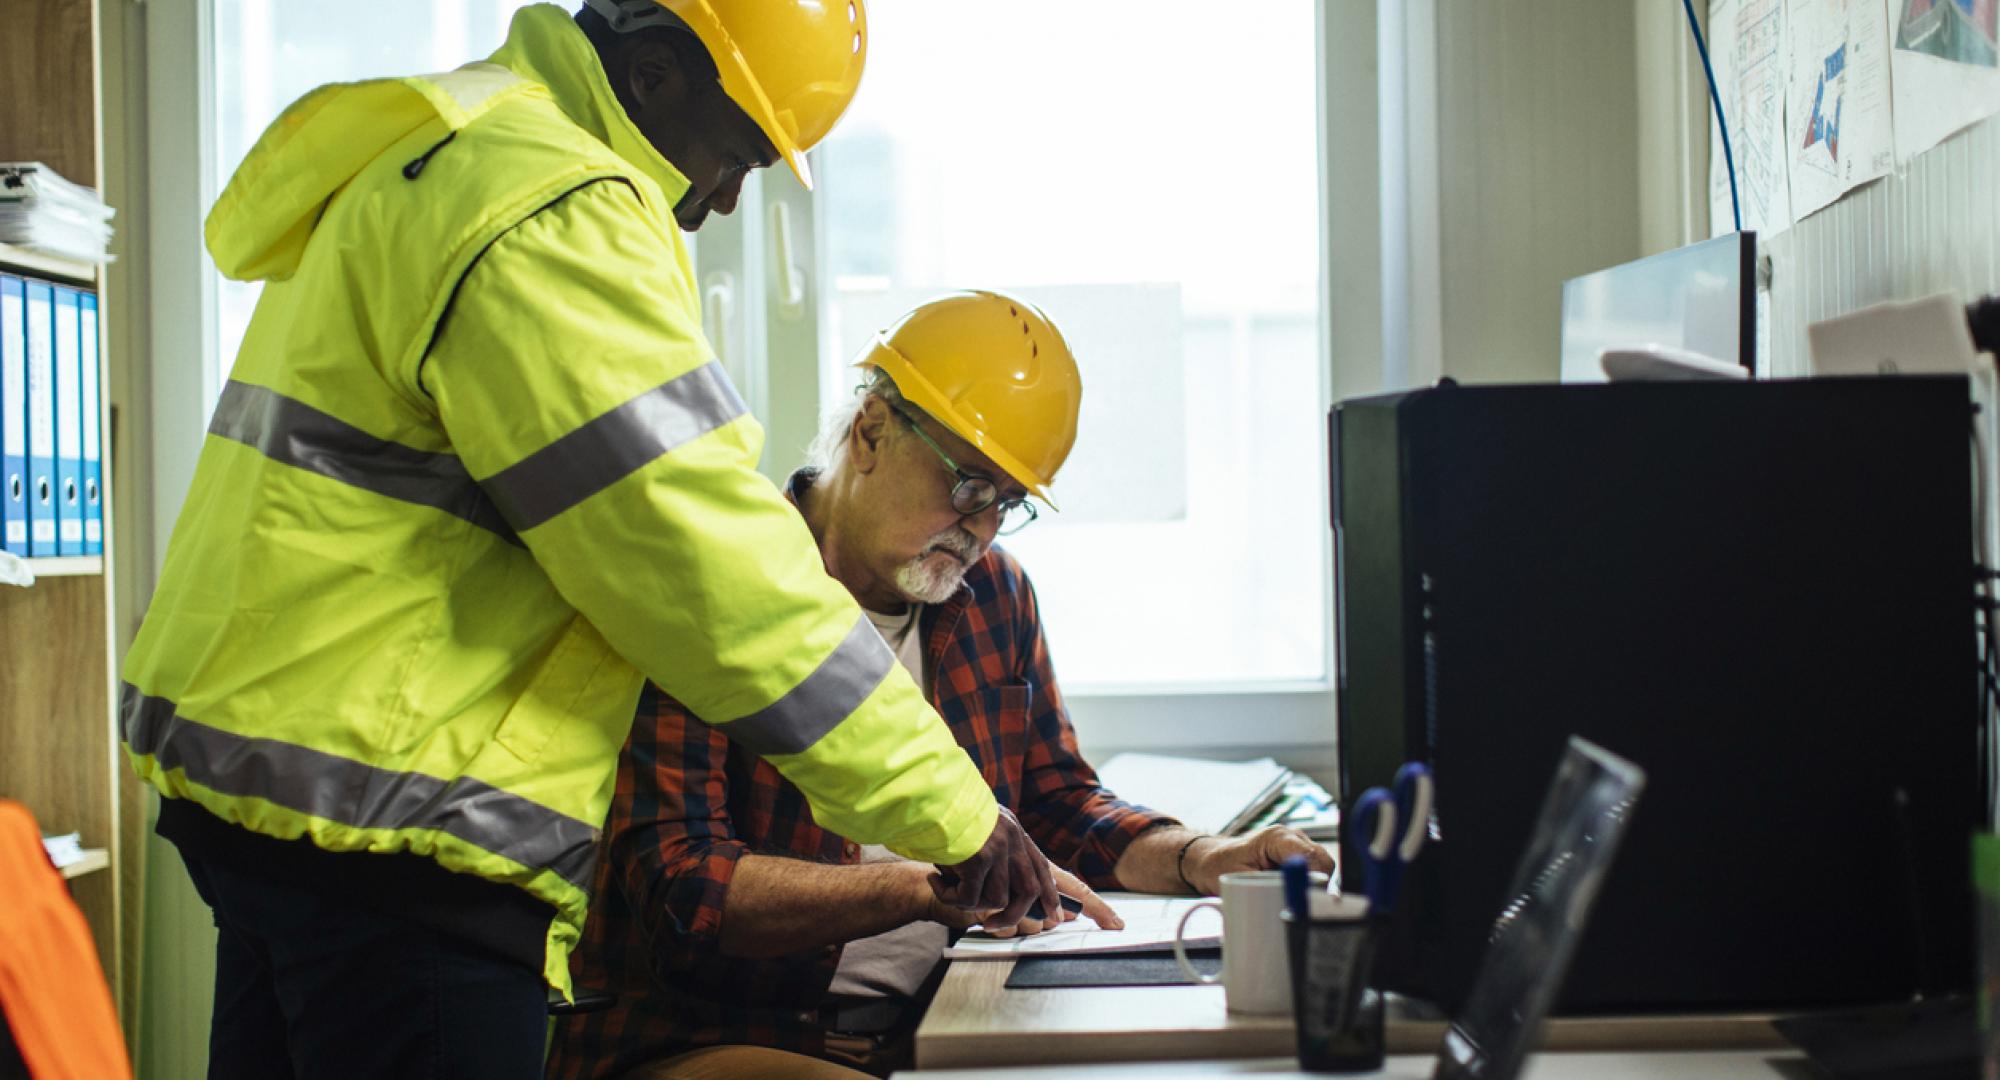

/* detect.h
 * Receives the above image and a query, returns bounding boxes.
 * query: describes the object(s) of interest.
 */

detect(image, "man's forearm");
[1112,826,1212,895]
[1113,824,1335,897]
[715,853,934,958]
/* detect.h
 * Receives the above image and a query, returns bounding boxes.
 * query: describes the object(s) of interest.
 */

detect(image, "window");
[210,1,542,393]
[811,0,1328,692]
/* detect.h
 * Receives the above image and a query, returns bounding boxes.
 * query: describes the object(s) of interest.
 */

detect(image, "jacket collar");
[487,3,693,210]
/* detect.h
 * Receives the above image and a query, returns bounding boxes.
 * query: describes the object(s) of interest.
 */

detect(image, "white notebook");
[942,892,1221,961]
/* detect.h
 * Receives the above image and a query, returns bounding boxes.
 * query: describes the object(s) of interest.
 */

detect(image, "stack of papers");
[944,893,1220,960]
[0,163,114,265]
[1238,773,1342,841]
[41,831,84,870]
[1096,753,1296,837]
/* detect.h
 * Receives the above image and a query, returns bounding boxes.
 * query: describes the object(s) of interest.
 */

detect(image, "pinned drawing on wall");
[1785,0,1895,219]
[1709,0,1796,238]
[1890,0,2000,160]
[1708,0,2000,233]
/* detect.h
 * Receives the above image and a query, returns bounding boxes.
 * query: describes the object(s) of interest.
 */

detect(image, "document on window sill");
[942,892,1220,960]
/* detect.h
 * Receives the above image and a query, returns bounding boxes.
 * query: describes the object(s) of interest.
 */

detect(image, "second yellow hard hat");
[858,291,1083,506]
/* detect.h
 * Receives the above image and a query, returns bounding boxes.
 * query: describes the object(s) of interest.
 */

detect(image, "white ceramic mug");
[1172,869,1327,1015]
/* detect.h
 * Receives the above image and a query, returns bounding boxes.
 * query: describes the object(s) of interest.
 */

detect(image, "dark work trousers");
[180,847,548,1080]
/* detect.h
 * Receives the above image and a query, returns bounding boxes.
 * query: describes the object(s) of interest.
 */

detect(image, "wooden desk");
[913,960,1793,1071]
[897,1051,1813,1078]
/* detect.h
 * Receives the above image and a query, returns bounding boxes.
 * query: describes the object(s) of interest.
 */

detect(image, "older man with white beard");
[549,293,1332,1080]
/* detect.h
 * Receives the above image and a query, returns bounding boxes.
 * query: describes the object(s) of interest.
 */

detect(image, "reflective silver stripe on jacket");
[481,360,748,532]
[719,615,897,757]
[121,685,598,891]
[209,380,520,544]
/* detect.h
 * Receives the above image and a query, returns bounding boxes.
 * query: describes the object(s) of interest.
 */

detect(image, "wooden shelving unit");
[17,556,107,578]
[60,848,112,880]
[0,0,141,1047]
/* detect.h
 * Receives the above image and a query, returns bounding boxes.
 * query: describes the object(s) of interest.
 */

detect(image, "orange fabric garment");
[0,800,132,1079]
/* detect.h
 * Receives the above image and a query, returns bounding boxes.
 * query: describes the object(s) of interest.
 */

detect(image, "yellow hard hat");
[858,291,1082,507]
[650,0,867,190]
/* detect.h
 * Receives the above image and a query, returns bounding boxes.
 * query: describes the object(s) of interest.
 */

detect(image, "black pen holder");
[1282,906,1384,1073]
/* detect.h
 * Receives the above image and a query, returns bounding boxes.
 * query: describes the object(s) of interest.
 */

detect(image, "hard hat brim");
[679,0,815,190]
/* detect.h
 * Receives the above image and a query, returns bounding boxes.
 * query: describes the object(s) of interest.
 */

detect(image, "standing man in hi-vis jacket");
[119,2,1058,1076]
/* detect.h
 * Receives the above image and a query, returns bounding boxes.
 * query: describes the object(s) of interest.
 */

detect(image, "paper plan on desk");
[942,893,1220,960]
[1785,0,1896,219]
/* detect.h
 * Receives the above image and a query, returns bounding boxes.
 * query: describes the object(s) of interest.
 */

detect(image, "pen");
[1281,853,1311,919]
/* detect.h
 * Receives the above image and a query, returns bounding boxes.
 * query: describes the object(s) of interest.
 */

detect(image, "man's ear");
[625,37,690,110]
[850,398,894,474]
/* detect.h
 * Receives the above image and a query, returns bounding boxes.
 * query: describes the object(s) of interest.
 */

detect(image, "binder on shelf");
[79,290,100,555]
[52,284,81,556]
[1,273,25,556]
[23,277,54,556]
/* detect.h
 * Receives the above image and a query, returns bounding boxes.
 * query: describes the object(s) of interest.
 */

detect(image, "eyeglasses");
[888,402,1039,536]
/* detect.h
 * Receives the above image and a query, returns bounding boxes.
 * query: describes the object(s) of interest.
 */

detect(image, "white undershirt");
[862,602,926,691]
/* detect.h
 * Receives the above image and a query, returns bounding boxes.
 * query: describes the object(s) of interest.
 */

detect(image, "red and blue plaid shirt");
[545,474,1177,1079]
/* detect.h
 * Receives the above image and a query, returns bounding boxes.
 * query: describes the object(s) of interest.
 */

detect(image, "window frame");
[144,0,223,586]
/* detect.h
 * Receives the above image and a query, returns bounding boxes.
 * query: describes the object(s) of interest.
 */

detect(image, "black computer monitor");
[1329,377,1978,1013]
[1559,231,1756,381]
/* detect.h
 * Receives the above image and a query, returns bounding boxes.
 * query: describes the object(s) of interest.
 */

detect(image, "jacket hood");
[206,78,462,283]
[205,5,688,284]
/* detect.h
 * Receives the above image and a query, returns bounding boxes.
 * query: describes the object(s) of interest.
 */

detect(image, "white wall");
[1432,1,1646,386]
[1352,0,1681,395]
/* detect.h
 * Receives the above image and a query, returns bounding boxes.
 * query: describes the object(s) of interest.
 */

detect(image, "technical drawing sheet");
[1785,0,1896,219]
[942,893,1220,960]
[1710,0,1796,237]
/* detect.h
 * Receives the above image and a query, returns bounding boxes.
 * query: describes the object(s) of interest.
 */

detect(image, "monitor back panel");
[1332,377,1977,1012]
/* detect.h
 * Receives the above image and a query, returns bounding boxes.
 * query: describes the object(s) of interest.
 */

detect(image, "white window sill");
[1067,685,1336,757]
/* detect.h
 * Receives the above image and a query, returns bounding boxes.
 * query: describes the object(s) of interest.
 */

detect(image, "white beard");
[893,528,980,603]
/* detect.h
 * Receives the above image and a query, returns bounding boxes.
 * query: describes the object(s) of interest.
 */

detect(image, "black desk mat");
[1005,947,1222,990]
[1772,995,1975,1079]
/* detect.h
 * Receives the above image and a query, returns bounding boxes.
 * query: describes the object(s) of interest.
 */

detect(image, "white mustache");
[923,529,980,563]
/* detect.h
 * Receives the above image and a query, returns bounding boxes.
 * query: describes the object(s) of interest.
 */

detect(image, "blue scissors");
[1350,761,1433,916]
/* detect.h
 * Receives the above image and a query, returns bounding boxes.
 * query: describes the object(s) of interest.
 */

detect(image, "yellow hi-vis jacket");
[120,4,998,992]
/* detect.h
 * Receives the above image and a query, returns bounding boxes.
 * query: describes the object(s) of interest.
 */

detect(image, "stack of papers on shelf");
[41,831,84,870]
[1096,752,1296,837]
[0,162,115,265]
[944,893,1220,960]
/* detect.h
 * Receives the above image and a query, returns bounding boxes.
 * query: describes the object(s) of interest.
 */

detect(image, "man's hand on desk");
[1183,826,1333,896]
[930,806,1060,928]
[922,864,1124,938]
